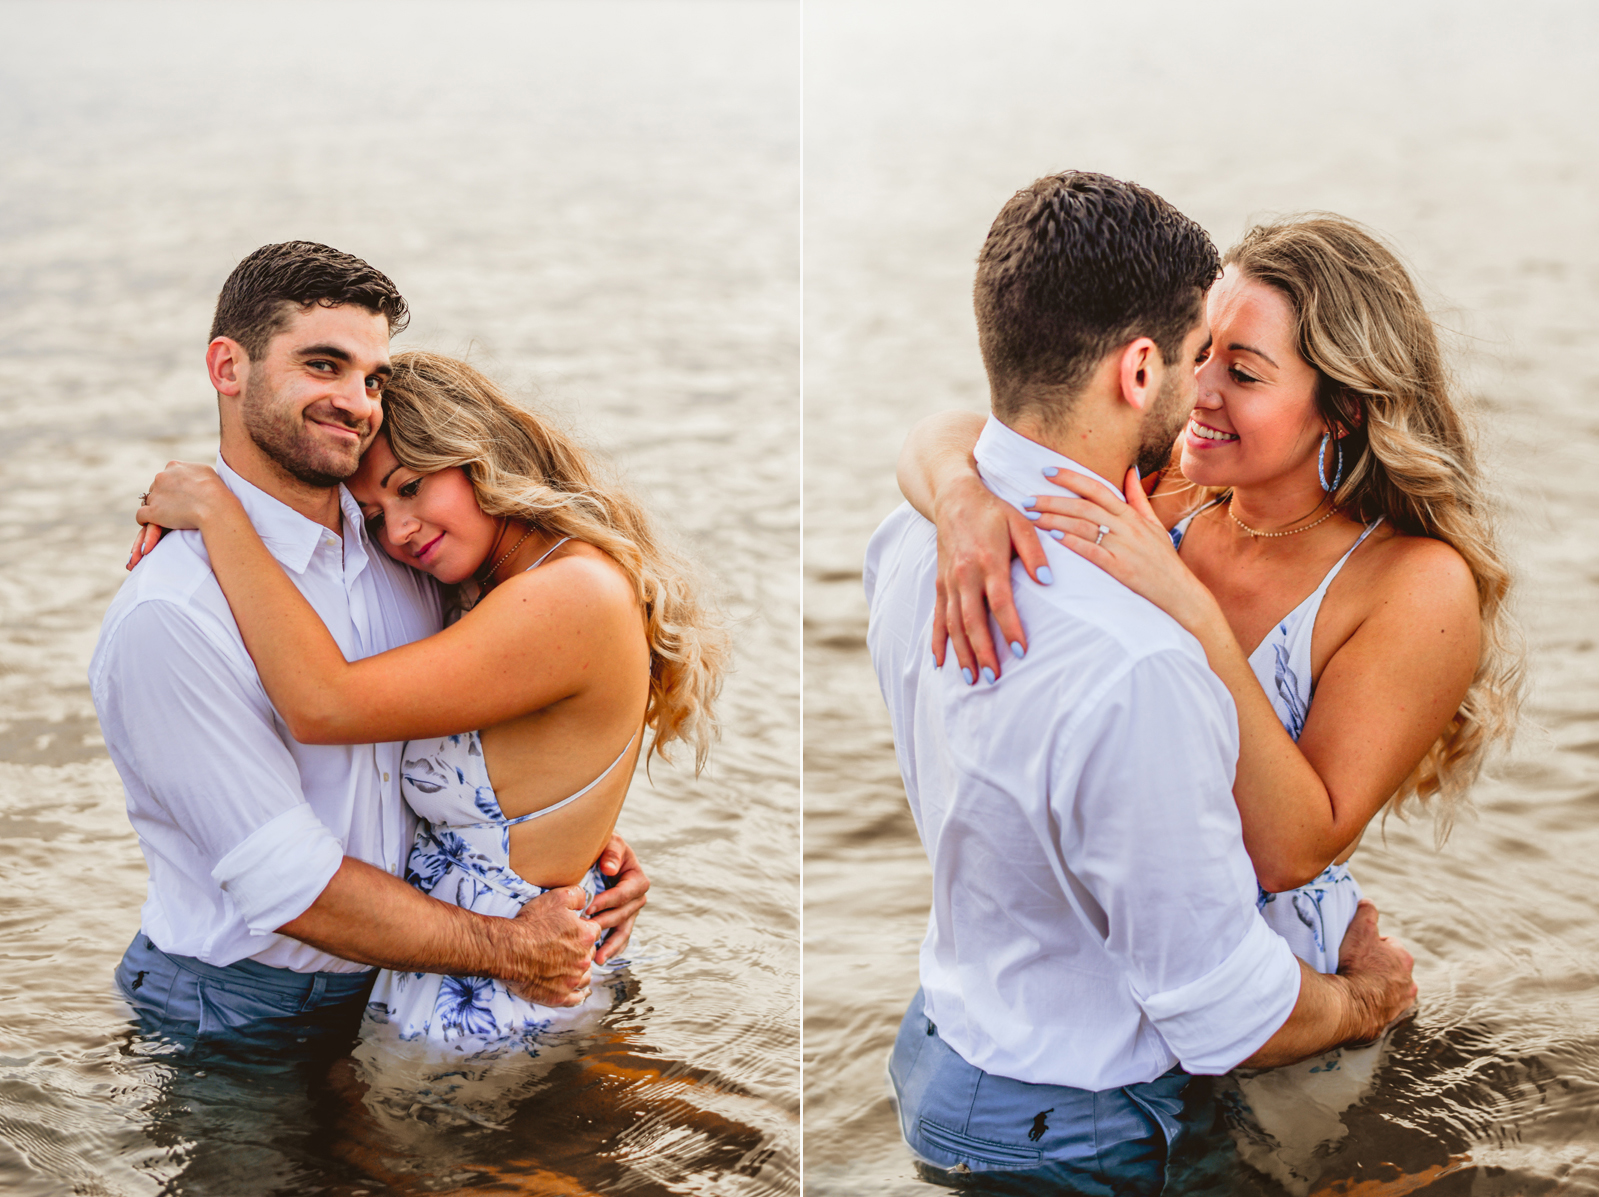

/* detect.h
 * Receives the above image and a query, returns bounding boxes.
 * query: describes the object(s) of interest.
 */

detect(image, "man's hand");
[1242,899,1416,1068]
[587,833,649,964]
[1336,899,1417,1040]
[505,885,601,1006]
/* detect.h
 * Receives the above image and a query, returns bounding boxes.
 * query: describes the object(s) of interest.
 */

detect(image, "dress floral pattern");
[362,731,619,1057]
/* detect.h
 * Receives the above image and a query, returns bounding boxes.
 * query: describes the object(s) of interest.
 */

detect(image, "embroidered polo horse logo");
[1028,1107,1054,1142]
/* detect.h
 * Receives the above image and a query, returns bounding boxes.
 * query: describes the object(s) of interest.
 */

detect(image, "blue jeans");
[114,933,376,1057]
[888,989,1197,1195]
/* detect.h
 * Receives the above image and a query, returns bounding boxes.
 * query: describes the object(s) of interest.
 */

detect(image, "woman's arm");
[1029,472,1480,889]
[139,463,634,745]
[896,411,1049,680]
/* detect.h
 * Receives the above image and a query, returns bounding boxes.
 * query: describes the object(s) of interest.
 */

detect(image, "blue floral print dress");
[362,728,637,1056]
[1171,506,1382,974]
[362,537,640,1056]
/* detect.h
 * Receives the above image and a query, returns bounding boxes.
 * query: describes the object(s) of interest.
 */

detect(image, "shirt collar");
[973,415,1124,508]
[215,455,370,577]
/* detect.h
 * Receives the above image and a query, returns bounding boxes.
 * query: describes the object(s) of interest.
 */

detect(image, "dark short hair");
[975,171,1219,425]
[210,241,410,360]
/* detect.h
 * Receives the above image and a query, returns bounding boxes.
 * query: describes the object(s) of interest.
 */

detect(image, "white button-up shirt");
[90,458,442,973]
[864,416,1302,1089]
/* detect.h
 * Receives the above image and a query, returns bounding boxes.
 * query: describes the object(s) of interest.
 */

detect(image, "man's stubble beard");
[239,365,368,490]
[1135,367,1192,477]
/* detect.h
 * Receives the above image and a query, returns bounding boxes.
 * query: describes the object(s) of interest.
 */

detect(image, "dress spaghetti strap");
[503,731,639,827]
[525,536,573,571]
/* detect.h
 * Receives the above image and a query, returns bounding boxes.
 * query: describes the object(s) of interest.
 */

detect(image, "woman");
[898,216,1521,971]
[134,350,728,1053]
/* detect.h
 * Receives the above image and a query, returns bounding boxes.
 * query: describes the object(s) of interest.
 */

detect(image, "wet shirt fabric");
[363,729,630,1055]
[1171,505,1382,973]
[89,457,442,973]
[865,416,1302,1092]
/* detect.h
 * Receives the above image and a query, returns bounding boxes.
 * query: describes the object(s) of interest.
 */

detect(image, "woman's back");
[457,538,652,888]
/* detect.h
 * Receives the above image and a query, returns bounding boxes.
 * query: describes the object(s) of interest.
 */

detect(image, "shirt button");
[383,772,390,782]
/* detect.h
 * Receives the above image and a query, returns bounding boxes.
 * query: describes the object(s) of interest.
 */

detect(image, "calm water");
[0,2,799,1193]
[803,1,1599,1193]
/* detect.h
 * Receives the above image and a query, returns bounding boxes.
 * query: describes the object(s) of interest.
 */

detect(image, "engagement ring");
[1095,525,1110,546]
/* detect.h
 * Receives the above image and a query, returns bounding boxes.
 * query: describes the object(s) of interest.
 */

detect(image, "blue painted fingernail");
[1042,467,1058,477]
[1024,496,1038,509]
[961,667,974,685]
[1010,641,1025,659]
[1050,529,1065,541]
[1024,510,1040,520]
[981,667,996,684]
[932,651,940,669]
[1037,566,1053,585]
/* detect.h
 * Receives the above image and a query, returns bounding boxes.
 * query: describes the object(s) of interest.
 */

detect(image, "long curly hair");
[1223,216,1524,838]
[379,350,728,772]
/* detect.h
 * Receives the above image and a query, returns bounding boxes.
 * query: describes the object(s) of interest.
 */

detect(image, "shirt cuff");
[211,804,345,933]
[1134,915,1303,1075]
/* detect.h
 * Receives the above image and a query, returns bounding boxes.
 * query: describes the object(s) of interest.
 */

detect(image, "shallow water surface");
[0,3,799,1193]
[803,1,1599,1192]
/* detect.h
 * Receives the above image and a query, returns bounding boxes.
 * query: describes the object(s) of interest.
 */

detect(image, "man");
[92,242,647,1052]
[864,174,1415,1190]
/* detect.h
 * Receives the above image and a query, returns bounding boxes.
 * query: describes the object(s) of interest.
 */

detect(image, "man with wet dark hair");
[975,171,1219,445]
[91,242,649,1054]
[209,240,412,362]
[866,172,1415,1189]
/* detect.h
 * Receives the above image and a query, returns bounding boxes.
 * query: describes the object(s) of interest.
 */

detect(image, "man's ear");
[207,336,249,398]
[1116,337,1160,413]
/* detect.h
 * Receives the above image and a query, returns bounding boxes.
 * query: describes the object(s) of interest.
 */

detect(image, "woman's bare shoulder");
[1358,528,1478,617]
[487,541,640,619]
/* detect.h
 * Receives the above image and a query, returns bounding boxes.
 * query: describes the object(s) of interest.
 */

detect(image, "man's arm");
[1067,648,1415,1074]
[279,859,598,1005]
[281,832,652,998]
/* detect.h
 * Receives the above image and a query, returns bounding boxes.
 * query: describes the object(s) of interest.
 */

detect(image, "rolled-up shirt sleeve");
[1061,647,1303,1074]
[96,599,343,931]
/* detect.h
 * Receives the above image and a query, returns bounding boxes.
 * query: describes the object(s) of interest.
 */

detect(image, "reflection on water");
[0,2,798,1193]
[803,1,1599,1193]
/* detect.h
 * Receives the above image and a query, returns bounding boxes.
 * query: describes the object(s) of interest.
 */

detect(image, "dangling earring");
[1318,432,1345,493]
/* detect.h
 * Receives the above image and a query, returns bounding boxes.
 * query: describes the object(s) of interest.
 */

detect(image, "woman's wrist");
[930,468,987,524]
[1167,572,1227,642]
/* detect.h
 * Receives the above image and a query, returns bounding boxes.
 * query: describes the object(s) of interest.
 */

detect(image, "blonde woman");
[900,217,1521,971]
[134,350,727,1052]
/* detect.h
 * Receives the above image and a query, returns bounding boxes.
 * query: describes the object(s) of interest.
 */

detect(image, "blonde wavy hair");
[380,350,729,772]
[1221,216,1524,838]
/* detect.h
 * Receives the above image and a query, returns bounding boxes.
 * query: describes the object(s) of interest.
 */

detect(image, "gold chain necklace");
[476,524,534,588]
[1226,495,1339,539]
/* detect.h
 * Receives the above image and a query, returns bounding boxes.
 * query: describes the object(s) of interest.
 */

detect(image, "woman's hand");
[931,472,1050,685]
[587,833,650,964]
[126,522,164,570]
[1030,466,1217,634]
[129,462,236,570]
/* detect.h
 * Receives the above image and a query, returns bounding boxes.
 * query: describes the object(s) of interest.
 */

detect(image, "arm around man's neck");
[1241,899,1416,1067]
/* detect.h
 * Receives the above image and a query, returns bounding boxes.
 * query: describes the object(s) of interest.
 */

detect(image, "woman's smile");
[1185,416,1240,446]
[412,531,445,563]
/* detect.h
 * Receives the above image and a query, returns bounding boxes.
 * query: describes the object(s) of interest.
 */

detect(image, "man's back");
[865,417,1301,1089]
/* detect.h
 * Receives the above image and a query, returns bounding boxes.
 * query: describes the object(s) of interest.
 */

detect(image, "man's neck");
[1001,413,1135,488]
[219,439,345,536]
